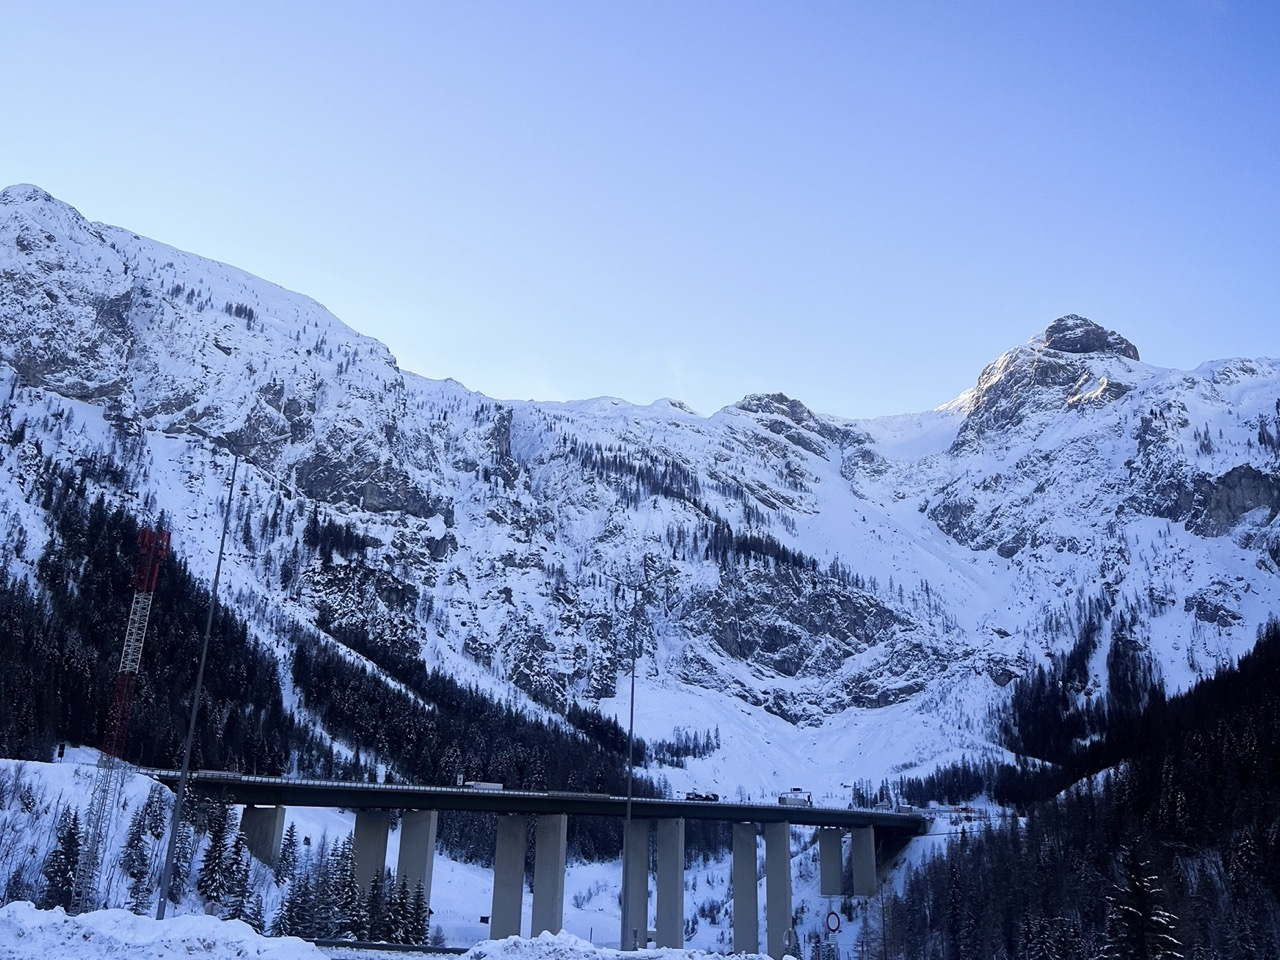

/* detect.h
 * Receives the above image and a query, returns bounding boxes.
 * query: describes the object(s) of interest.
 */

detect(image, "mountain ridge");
[2,183,1278,796]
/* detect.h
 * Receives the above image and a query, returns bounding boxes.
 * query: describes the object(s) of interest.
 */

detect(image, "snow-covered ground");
[0,904,783,960]
[0,901,320,959]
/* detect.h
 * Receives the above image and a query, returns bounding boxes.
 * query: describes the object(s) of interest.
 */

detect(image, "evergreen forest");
[869,618,1280,959]
[0,462,683,868]
[3,455,1280,955]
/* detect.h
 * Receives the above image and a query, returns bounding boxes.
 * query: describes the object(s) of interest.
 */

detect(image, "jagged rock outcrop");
[949,315,1141,453]
[1039,313,1140,360]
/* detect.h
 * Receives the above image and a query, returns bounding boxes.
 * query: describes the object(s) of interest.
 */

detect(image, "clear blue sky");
[3,1,1277,417]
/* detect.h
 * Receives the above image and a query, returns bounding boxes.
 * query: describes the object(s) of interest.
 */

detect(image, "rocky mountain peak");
[1035,314,1140,361]
[735,392,818,424]
[0,183,57,206]
[734,392,849,456]
[946,315,1147,453]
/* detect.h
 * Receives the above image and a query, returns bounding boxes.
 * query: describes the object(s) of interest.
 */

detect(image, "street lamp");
[620,584,641,950]
[609,555,667,951]
[156,434,286,918]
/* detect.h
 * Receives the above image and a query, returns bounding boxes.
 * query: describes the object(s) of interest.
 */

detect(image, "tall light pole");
[621,581,641,950]
[156,435,284,918]
[610,555,668,951]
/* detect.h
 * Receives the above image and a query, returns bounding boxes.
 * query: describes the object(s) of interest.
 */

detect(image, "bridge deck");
[138,769,929,835]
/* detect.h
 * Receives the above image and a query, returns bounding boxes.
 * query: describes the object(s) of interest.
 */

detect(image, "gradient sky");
[3,1,1277,418]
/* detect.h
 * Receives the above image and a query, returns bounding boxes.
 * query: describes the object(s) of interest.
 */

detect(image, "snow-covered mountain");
[3,182,1279,794]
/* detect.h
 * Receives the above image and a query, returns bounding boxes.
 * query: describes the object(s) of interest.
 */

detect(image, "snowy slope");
[0,902,785,960]
[3,182,1280,797]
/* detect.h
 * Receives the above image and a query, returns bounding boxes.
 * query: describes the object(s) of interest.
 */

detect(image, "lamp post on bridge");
[608,554,671,950]
[156,433,288,919]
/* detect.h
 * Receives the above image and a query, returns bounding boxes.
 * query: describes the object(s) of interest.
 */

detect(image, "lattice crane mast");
[71,527,170,915]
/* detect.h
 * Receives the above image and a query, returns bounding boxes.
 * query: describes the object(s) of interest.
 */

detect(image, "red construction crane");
[71,527,170,914]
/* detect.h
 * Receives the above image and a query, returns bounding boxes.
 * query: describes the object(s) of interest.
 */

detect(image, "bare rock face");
[948,316,1141,455]
[1037,314,1140,360]
[1184,582,1245,627]
[1185,465,1280,537]
[0,185,134,399]
[735,393,851,457]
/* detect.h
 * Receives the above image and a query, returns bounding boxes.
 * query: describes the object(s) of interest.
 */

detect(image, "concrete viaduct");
[140,769,928,957]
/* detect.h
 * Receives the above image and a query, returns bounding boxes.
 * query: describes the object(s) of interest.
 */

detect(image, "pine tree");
[222,831,252,921]
[39,807,83,910]
[277,871,316,938]
[366,869,388,942]
[276,822,299,885]
[142,784,169,841]
[409,882,429,946]
[121,807,154,915]
[330,835,364,939]
[166,822,194,904]
[270,895,293,938]
[1102,848,1183,960]
[241,892,266,934]
[385,875,411,943]
[120,808,150,884]
[196,804,233,904]
[126,875,152,916]
[310,840,340,939]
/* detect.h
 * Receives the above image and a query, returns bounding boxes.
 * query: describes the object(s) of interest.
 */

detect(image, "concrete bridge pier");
[240,805,286,868]
[816,825,876,898]
[619,816,685,950]
[491,813,570,939]
[850,825,877,897]
[818,827,843,897]
[655,818,685,948]
[491,814,529,939]
[353,810,391,889]
[532,814,568,935]
[764,821,793,960]
[399,810,438,901]
[621,817,650,949]
[732,822,759,954]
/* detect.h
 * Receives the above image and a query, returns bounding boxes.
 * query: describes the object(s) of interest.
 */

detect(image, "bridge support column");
[655,818,684,947]
[532,814,567,935]
[399,810,438,901]
[240,806,285,868]
[850,826,877,897]
[764,821,792,960]
[492,815,529,939]
[353,810,390,889]
[621,817,649,950]
[818,827,843,897]
[732,822,759,954]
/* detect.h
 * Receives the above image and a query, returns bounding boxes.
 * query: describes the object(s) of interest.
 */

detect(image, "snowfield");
[0,904,781,960]
[0,901,322,959]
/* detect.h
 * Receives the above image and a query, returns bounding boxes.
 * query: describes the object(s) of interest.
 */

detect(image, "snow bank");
[469,930,778,960]
[0,902,323,960]
[0,906,787,960]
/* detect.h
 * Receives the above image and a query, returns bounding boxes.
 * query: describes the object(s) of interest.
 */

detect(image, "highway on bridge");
[137,769,929,837]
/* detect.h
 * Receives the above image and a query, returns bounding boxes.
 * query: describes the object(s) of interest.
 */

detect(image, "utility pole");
[608,553,672,950]
[880,880,888,960]
[157,433,286,918]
